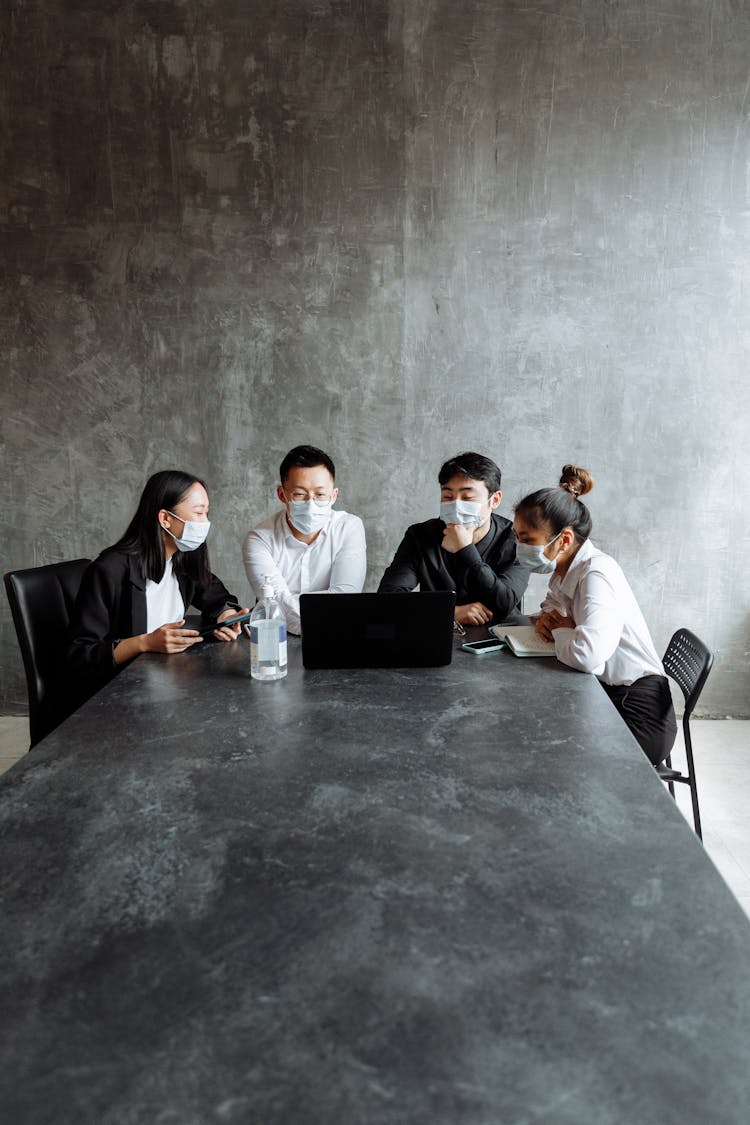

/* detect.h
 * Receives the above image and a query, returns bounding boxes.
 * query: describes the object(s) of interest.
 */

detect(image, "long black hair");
[113,470,211,585]
[515,465,594,543]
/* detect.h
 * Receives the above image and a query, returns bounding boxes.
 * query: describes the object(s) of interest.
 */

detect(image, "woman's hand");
[144,620,203,654]
[212,606,250,643]
[113,623,202,664]
[535,610,575,642]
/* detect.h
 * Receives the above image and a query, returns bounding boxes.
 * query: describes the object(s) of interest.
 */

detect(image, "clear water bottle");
[249,575,287,681]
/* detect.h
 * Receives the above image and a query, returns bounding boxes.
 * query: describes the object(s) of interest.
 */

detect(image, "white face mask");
[165,512,211,552]
[440,499,484,527]
[515,531,562,573]
[288,499,333,536]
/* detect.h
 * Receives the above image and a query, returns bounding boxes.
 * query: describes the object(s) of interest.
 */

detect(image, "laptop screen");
[299,591,456,669]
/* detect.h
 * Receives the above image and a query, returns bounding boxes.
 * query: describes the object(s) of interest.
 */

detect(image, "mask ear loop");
[544,529,565,561]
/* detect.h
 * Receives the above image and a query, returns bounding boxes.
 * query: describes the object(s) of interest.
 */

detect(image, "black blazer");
[67,546,239,689]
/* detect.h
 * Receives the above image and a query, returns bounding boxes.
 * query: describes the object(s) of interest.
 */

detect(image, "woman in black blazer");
[68,470,247,698]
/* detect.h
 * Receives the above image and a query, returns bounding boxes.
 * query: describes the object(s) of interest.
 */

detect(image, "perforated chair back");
[663,628,714,719]
[661,628,714,839]
[4,558,91,748]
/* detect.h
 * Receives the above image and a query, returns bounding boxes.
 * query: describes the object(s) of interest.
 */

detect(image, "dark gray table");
[2,635,750,1124]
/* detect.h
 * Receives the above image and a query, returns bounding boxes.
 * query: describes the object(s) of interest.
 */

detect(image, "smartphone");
[193,611,253,636]
[461,637,506,655]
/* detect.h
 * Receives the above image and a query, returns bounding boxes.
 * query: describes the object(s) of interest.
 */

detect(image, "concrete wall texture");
[2,0,749,716]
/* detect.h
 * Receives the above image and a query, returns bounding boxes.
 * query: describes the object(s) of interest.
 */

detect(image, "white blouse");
[542,538,665,687]
[145,558,185,632]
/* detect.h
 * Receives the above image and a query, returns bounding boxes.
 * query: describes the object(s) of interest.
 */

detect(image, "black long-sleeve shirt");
[377,513,528,622]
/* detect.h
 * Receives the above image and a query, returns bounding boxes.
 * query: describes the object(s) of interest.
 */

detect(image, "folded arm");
[453,543,529,621]
[243,529,301,631]
[327,517,367,593]
[377,531,420,593]
[550,570,624,674]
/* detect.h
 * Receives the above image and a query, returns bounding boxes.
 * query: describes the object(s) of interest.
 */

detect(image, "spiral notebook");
[489,624,556,658]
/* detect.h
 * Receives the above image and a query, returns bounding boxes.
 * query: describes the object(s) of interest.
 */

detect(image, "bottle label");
[250,620,281,662]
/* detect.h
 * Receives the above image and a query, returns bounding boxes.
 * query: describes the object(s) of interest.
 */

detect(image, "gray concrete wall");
[2,0,748,716]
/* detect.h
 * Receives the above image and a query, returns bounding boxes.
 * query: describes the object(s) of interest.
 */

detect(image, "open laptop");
[299,591,456,669]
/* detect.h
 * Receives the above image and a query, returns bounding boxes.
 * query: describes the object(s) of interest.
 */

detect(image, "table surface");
[2,633,750,1124]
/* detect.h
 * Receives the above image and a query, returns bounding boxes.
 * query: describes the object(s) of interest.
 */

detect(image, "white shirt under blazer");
[542,538,665,687]
[145,558,185,632]
[242,508,367,634]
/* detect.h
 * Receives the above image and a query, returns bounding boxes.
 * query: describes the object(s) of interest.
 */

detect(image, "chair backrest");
[662,628,714,720]
[4,558,91,746]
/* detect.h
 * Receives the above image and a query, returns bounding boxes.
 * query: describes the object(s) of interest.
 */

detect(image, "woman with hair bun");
[513,465,676,766]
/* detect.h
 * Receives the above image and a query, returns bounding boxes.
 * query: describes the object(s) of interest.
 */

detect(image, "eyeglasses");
[284,490,333,505]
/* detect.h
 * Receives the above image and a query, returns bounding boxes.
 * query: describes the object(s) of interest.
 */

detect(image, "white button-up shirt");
[542,538,664,686]
[242,508,367,634]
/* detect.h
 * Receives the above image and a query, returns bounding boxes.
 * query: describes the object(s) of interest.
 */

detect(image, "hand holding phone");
[193,610,253,637]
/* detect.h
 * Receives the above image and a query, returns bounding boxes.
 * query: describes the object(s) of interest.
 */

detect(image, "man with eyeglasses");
[243,444,366,634]
[378,451,528,628]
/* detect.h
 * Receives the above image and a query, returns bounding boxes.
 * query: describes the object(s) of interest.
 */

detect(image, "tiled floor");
[666,719,750,920]
[1,714,749,918]
[0,715,30,777]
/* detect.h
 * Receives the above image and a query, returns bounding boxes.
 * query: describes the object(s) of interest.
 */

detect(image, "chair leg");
[683,723,702,841]
[663,753,676,799]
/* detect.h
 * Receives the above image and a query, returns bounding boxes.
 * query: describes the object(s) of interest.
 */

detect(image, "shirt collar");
[558,537,596,596]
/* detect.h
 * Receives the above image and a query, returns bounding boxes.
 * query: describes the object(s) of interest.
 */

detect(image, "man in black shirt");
[378,452,528,627]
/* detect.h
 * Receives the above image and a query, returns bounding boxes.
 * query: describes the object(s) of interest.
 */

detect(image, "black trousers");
[601,674,677,765]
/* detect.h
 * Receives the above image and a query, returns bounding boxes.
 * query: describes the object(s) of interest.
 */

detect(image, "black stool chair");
[4,558,91,748]
[658,628,714,840]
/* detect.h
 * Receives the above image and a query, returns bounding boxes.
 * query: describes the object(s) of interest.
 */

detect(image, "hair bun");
[559,464,594,499]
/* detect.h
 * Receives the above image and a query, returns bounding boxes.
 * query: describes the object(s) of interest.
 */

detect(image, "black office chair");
[4,558,91,748]
[658,628,714,841]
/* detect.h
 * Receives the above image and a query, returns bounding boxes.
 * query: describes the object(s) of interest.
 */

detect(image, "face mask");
[164,512,211,552]
[288,499,333,536]
[515,532,562,573]
[440,499,484,527]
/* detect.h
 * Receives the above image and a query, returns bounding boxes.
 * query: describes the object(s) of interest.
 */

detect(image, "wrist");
[455,541,479,563]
